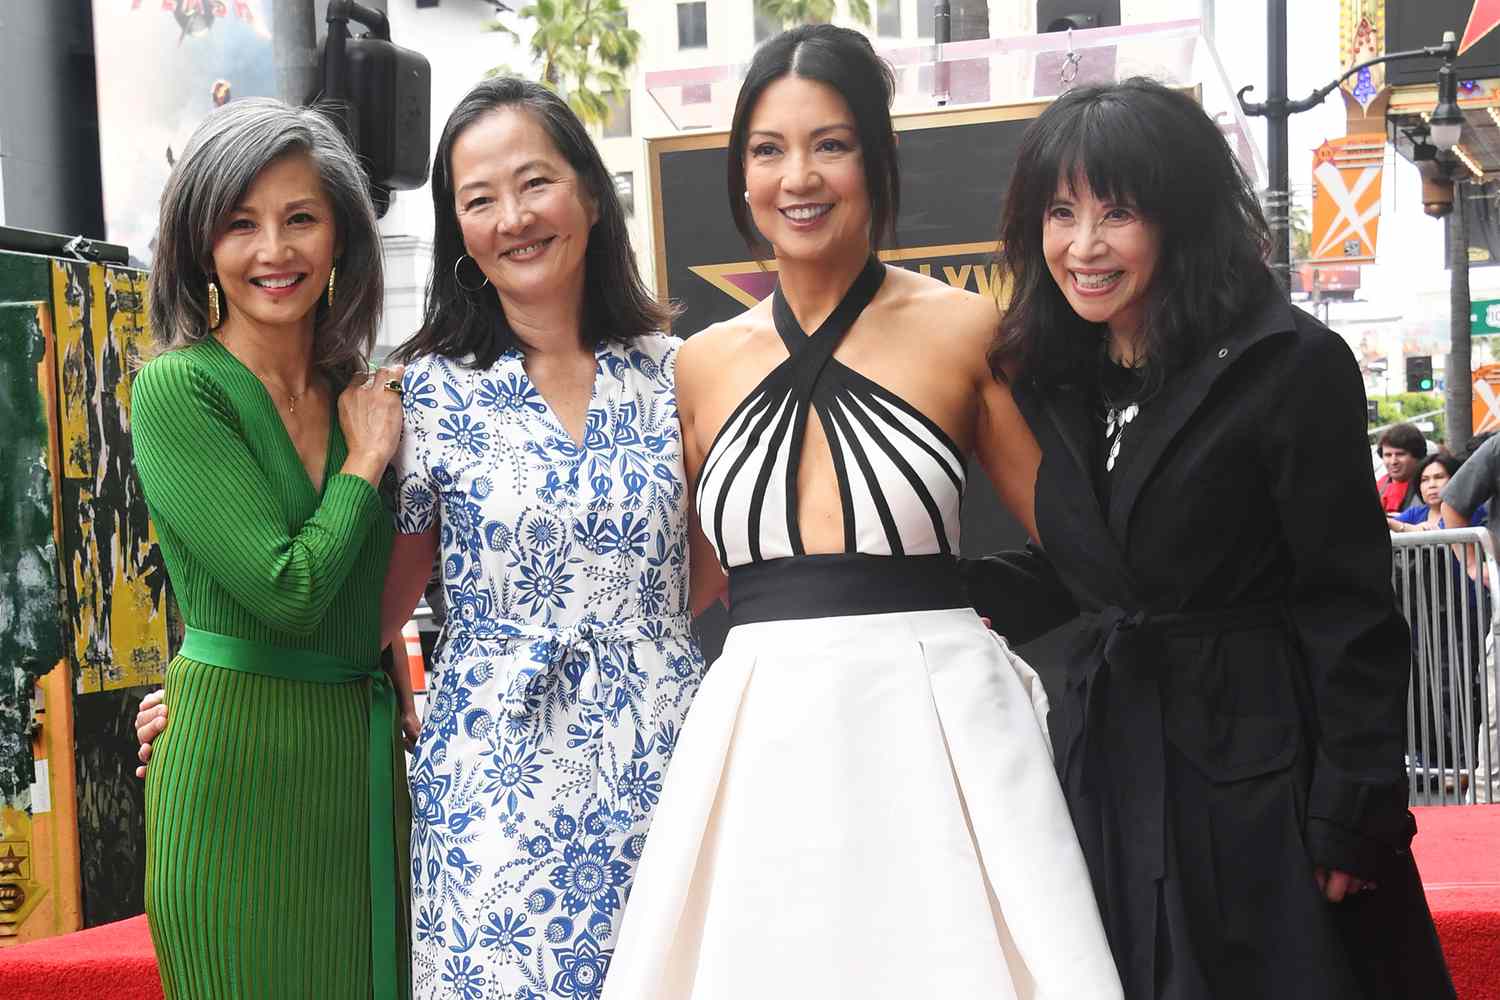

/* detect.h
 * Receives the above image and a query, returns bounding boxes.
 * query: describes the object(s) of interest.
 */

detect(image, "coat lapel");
[1038,380,1095,484]
[1019,378,1142,598]
[1105,293,1300,543]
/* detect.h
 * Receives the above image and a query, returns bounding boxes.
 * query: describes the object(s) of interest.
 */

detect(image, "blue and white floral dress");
[394,334,705,1000]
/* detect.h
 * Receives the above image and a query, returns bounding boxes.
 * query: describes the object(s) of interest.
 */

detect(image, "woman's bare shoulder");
[677,302,773,382]
[879,265,1001,367]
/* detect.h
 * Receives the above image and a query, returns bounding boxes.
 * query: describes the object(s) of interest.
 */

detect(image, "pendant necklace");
[1100,346,1144,473]
[249,369,308,414]
[1103,401,1138,472]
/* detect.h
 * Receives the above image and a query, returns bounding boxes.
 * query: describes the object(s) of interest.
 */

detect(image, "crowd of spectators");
[1379,423,1498,803]
[1377,423,1497,533]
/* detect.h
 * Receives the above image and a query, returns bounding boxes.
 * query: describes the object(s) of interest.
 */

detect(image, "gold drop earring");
[327,264,337,308]
[207,279,221,329]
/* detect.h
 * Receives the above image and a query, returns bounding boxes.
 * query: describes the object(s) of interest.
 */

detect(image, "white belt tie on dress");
[447,615,692,719]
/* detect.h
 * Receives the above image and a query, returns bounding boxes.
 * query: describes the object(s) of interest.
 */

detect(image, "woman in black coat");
[962,78,1453,999]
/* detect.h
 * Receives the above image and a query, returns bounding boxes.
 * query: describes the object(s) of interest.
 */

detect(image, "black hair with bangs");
[727,24,900,254]
[990,77,1273,390]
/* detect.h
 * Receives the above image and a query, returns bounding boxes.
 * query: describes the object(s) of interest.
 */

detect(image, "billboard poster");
[91,0,275,265]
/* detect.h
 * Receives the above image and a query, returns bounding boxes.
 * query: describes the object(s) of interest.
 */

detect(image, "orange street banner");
[1310,135,1385,264]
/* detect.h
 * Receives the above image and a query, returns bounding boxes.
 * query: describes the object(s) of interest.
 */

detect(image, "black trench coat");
[963,294,1454,1000]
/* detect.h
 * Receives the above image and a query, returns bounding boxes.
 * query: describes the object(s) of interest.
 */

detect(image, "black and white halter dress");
[602,260,1121,1000]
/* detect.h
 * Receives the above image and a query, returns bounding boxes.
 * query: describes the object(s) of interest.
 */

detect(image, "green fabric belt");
[179,627,399,1000]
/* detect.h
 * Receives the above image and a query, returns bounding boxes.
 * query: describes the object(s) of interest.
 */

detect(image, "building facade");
[382,0,1217,353]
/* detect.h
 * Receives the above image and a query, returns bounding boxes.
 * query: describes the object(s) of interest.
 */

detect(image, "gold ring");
[382,379,403,395]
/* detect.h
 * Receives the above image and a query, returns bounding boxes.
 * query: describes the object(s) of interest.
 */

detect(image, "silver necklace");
[1099,344,1146,473]
[1103,402,1139,472]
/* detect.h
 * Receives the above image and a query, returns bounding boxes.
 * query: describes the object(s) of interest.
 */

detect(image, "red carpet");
[0,806,1495,999]
[0,912,161,1000]
[1412,804,1500,999]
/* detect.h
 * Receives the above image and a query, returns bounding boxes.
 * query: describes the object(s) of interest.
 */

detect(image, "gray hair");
[147,98,383,380]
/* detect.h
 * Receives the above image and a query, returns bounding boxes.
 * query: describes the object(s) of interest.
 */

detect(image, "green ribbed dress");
[133,338,409,999]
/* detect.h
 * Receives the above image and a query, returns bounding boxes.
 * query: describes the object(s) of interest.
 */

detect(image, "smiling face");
[209,151,338,337]
[450,107,598,311]
[1381,446,1418,483]
[1042,175,1161,345]
[743,74,872,268]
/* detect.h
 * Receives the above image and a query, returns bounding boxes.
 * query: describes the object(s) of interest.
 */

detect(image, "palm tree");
[756,0,872,28]
[488,0,641,130]
[1289,201,1312,265]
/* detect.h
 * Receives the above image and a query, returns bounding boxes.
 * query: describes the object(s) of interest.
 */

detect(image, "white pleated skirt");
[601,607,1123,999]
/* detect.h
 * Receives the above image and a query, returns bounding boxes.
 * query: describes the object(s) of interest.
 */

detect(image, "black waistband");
[727,553,968,627]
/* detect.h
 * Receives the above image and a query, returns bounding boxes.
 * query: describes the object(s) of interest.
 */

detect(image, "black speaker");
[342,36,431,190]
[319,0,432,211]
[1036,0,1121,33]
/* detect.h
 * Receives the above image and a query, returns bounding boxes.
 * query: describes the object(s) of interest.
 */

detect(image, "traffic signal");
[319,0,432,217]
[1407,355,1434,392]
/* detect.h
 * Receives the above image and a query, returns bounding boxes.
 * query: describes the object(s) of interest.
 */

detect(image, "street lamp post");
[933,2,951,106]
[1238,27,1471,450]
[1237,29,1463,283]
[1428,46,1472,452]
[1449,165,1473,453]
[272,0,318,104]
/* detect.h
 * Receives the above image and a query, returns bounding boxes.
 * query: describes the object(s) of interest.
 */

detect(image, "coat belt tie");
[1059,603,1287,883]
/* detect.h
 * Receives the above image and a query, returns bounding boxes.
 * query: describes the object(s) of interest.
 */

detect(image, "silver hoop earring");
[453,253,490,292]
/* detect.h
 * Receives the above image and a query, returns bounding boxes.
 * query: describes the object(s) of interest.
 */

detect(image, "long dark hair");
[990,78,1273,390]
[393,77,674,368]
[727,24,900,254]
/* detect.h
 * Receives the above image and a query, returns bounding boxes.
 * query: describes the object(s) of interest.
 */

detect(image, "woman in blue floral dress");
[383,79,718,1000]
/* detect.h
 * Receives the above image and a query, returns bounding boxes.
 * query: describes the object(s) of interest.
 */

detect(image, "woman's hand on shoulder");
[339,365,405,485]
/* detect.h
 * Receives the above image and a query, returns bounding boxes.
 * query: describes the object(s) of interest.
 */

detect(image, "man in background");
[1378,423,1426,513]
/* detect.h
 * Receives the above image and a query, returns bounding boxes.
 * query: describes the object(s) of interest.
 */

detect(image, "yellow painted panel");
[51,260,169,693]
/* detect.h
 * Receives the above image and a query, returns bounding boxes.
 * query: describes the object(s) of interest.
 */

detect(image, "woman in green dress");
[132,98,415,999]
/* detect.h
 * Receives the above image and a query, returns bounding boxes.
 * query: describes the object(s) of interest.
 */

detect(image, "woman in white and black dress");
[602,25,1121,1000]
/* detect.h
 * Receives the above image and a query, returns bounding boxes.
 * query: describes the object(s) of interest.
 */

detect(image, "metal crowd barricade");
[1391,527,1500,805]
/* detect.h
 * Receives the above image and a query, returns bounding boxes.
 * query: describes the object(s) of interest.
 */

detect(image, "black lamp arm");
[1238,38,1457,118]
[326,0,391,41]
